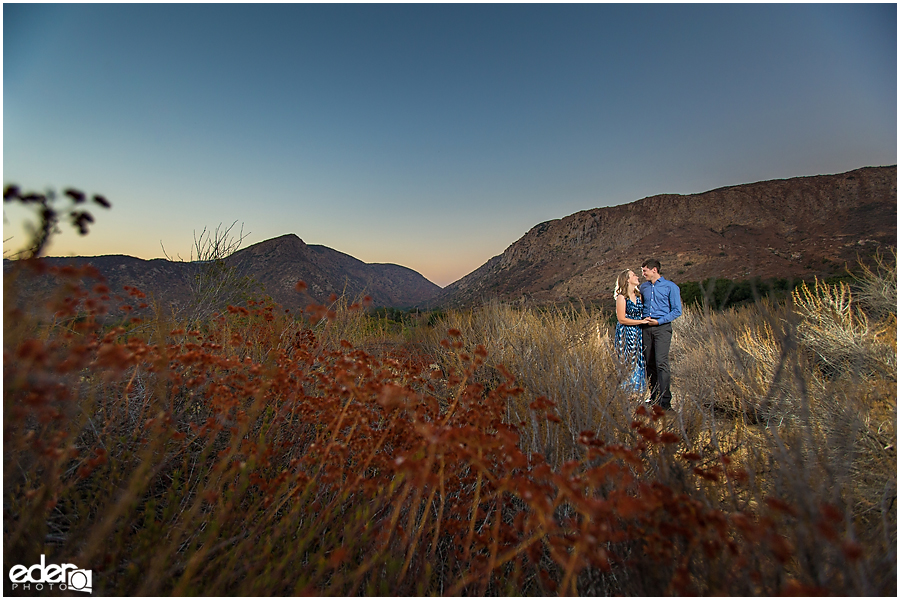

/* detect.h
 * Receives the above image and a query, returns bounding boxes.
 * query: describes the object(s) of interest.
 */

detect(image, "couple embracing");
[613,259,682,410]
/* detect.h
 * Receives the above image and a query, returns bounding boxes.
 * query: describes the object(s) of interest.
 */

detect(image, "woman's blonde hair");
[613,269,642,300]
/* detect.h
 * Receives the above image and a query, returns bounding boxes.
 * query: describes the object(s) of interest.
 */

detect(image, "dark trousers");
[642,323,672,408]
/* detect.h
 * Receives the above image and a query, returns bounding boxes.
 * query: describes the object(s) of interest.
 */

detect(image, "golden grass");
[4,256,896,595]
[418,268,896,594]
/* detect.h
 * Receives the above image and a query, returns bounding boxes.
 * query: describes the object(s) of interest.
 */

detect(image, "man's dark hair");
[642,258,662,273]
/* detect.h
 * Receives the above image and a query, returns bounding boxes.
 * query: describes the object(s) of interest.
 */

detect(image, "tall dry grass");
[4,251,895,595]
[421,257,896,595]
[422,301,635,466]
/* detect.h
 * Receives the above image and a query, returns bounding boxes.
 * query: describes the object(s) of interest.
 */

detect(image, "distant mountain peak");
[274,233,304,243]
[236,234,310,263]
[245,233,306,249]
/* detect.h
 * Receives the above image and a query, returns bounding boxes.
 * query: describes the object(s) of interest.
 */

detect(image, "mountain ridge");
[431,165,897,308]
[6,233,443,312]
[8,166,895,313]
[226,233,442,308]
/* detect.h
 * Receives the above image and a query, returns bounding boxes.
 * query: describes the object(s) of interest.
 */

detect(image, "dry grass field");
[4,243,895,595]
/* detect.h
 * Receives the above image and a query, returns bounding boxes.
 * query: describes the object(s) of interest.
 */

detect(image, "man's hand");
[647,318,659,326]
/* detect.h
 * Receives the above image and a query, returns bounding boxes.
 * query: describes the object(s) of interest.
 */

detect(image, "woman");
[614,269,650,394]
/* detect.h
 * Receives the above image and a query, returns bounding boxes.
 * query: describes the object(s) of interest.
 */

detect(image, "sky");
[3,3,897,287]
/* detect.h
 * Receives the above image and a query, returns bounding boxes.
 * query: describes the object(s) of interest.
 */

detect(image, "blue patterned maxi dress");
[614,296,647,394]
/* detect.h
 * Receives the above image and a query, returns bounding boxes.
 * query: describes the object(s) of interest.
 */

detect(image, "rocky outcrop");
[432,166,897,308]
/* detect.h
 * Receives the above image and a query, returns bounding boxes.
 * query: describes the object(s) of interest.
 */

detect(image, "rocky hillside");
[432,166,896,308]
[224,234,441,309]
[6,234,442,313]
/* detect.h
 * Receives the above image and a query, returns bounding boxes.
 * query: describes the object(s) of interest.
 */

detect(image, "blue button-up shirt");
[639,276,682,325]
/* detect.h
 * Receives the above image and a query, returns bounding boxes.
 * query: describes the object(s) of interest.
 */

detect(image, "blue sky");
[3,3,896,287]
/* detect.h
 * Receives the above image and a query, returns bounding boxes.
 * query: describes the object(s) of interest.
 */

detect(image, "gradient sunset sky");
[4,3,896,287]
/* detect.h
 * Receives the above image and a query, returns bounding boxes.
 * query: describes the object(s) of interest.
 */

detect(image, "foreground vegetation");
[3,189,895,594]
[5,250,895,596]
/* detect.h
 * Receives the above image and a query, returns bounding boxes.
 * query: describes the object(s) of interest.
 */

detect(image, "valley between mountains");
[8,165,896,312]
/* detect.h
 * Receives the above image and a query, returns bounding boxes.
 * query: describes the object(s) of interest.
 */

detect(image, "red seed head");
[659,432,681,444]
[820,503,844,523]
[765,497,798,517]
[841,540,863,561]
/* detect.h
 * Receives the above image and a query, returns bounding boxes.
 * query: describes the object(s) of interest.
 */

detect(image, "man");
[639,259,682,410]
